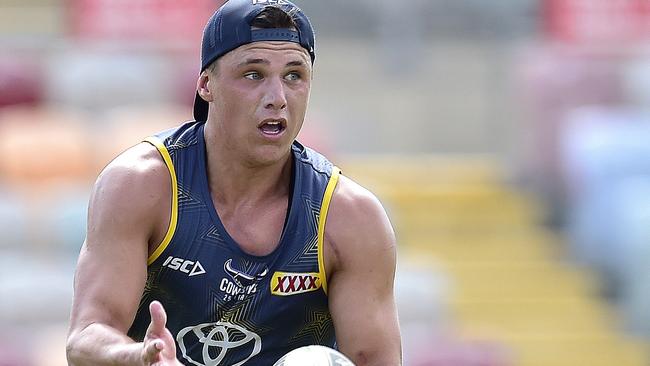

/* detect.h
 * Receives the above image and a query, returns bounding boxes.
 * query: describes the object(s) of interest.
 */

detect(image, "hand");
[141,301,182,366]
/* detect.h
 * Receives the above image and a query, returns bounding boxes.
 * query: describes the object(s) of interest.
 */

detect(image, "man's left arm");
[325,175,402,366]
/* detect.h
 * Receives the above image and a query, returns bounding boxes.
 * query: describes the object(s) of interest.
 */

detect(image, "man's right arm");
[66,143,179,366]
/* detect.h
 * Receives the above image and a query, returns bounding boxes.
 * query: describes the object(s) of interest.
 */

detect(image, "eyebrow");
[237,58,270,67]
[286,60,307,68]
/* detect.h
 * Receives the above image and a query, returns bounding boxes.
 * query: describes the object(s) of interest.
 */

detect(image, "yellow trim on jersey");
[317,167,341,295]
[143,136,179,266]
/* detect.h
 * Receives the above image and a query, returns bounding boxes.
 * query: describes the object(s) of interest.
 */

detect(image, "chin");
[248,144,292,167]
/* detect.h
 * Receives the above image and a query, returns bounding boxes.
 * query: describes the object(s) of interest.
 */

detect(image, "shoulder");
[324,174,396,271]
[94,142,168,198]
[328,174,388,226]
[89,142,171,233]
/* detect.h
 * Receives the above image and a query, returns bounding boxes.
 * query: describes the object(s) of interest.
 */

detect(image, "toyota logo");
[177,322,262,366]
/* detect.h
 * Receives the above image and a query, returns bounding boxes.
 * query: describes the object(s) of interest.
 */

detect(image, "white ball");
[273,345,355,366]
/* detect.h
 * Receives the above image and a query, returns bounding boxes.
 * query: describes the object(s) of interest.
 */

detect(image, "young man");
[66,1,402,365]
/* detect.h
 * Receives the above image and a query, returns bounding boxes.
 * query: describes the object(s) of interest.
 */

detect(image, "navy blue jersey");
[127,121,340,365]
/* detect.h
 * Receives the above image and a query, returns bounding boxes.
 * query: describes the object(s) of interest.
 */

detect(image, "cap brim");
[193,91,209,122]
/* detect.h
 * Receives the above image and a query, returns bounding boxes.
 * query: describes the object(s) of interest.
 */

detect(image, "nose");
[262,77,287,111]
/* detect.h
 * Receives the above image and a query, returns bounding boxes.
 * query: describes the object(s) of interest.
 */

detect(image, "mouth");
[258,118,287,136]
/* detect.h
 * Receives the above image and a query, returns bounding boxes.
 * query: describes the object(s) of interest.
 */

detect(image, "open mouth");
[258,119,287,136]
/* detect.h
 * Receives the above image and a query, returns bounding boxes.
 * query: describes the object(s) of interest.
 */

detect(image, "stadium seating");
[343,156,649,366]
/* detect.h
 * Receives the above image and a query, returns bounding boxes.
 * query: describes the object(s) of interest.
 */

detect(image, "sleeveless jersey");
[127,121,340,365]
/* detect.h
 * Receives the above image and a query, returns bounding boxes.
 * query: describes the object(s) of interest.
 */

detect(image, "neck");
[203,126,293,207]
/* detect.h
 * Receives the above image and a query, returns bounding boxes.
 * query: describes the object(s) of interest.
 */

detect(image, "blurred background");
[1,0,650,365]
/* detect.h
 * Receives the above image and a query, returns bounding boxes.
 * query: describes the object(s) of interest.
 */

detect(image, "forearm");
[67,323,143,366]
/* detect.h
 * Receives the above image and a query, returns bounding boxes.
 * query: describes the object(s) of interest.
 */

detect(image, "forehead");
[219,41,311,68]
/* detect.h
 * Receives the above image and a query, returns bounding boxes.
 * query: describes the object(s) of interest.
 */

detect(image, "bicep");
[328,248,401,365]
[71,238,148,334]
[326,183,402,365]
[69,160,161,336]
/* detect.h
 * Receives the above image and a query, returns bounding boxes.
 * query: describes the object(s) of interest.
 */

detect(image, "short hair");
[250,6,298,30]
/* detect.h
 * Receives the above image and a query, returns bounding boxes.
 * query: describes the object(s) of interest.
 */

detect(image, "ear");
[196,71,214,102]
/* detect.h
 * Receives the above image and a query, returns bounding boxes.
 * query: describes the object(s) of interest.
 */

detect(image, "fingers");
[144,301,178,364]
[148,300,168,336]
[142,339,163,362]
[143,301,167,363]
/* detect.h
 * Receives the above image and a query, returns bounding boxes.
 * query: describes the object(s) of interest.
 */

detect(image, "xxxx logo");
[270,272,321,296]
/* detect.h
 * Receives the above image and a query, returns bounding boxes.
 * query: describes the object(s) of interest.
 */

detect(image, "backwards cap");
[193,0,316,122]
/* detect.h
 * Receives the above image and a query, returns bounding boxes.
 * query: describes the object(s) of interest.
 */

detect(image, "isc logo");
[162,256,206,277]
[271,272,321,296]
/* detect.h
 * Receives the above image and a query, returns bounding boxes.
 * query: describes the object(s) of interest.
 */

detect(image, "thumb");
[148,300,168,336]
[142,339,163,362]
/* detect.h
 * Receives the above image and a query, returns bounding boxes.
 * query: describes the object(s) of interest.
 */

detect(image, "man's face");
[204,41,312,165]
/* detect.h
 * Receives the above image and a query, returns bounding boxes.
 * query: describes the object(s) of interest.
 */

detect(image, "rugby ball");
[273,345,355,366]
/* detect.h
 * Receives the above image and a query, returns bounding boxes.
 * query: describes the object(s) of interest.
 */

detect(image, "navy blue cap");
[193,0,316,122]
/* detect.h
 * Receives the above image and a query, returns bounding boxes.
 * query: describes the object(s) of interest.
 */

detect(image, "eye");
[244,71,262,80]
[284,72,301,81]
